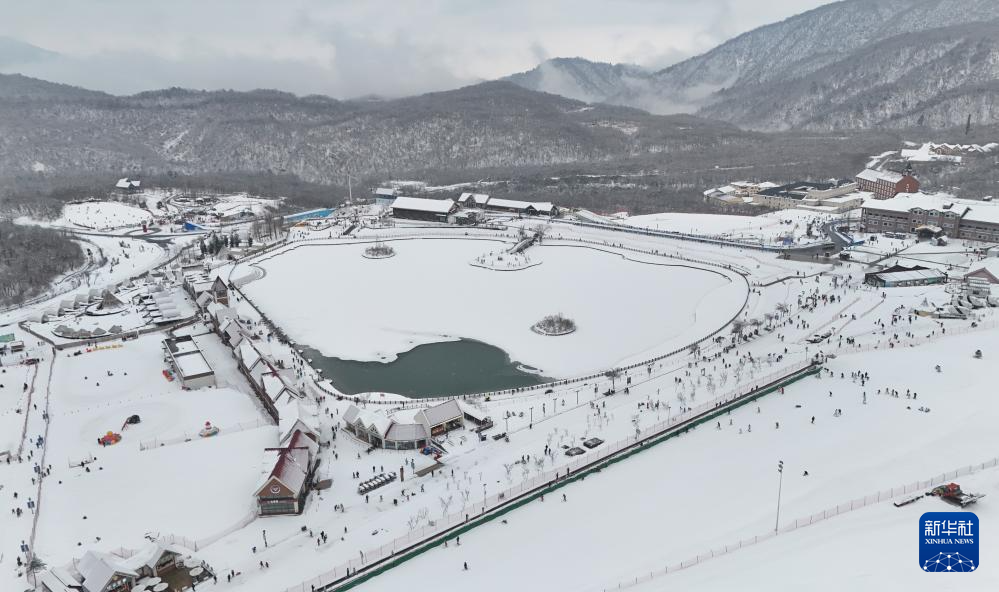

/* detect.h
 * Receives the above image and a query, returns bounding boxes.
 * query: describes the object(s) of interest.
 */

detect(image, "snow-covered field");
[33,333,273,563]
[242,238,747,377]
[0,364,35,455]
[617,210,835,245]
[625,465,999,591]
[59,202,153,230]
[362,328,999,592]
[844,235,986,272]
[7,204,999,592]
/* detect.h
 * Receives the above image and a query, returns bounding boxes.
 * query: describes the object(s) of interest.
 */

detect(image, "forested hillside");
[0,221,84,306]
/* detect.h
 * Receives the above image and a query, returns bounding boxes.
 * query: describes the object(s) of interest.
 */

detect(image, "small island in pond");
[531,313,577,336]
[363,242,396,259]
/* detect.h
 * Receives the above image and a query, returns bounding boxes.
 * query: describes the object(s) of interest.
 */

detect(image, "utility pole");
[775,460,784,534]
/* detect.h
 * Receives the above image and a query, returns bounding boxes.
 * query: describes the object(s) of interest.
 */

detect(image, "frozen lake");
[303,338,548,396]
[244,238,746,381]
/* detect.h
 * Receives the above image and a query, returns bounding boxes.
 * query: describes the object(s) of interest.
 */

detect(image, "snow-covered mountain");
[699,19,999,130]
[502,58,653,106]
[504,0,999,130]
[0,74,745,183]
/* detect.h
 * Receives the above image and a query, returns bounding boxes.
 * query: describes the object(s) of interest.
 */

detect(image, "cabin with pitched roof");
[254,429,319,516]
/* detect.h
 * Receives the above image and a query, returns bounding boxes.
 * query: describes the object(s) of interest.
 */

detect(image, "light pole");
[529,406,534,428]
[575,388,580,405]
[328,149,356,203]
[775,460,784,534]
[263,529,268,548]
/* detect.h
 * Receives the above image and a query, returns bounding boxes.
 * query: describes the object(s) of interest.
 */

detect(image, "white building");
[162,335,216,389]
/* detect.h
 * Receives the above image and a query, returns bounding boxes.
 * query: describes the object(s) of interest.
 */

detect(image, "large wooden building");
[254,427,319,516]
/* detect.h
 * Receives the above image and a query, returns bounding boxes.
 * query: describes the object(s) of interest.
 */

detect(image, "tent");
[99,290,127,310]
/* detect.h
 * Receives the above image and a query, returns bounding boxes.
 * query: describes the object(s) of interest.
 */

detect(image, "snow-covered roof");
[861,193,970,217]
[238,341,262,369]
[40,566,81,592]
[210,305,238,323]
[195,292,213,307]
[343,404,361,425]
[417,399,462,428]
[457,400,489,423]
[78,551,137,592]
[118,542,184,573]
[390,196,456,214]
[174,351,212,378]
[375,187,397,197]
[257,429,317,497]
[856,169,904,183]
[222,321,245,346]
[966,259,999,281]
[262,370,296,404]
[873,269,945,282]
[458,192,490,205]
[279,400,317,444]
[965,204,999,225]
[163,336,213,379]
[369,414,393,437]
[386,422,427,442]
[343,404,393,437]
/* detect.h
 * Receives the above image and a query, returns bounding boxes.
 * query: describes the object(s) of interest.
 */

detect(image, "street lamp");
[775,460,784,534]
[529,406,534,428]
[575,388,580,405]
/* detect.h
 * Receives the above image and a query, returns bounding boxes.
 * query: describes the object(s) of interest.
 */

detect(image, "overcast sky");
[0,0,830,98]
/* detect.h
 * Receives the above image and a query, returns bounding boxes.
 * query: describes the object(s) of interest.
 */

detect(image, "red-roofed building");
[254,429,319,516]
[855,168,919,199]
